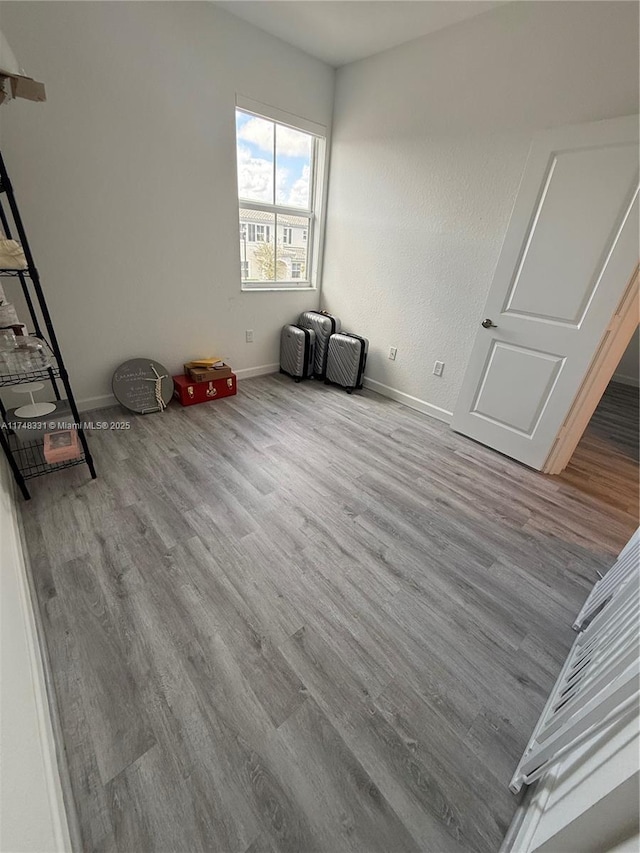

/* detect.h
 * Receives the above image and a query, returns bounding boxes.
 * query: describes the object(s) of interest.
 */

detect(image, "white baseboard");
[78,393,117,412]
[76,365,280,412]
[234,363,279,380]
[612,373,640,389]
[363,377,453,424]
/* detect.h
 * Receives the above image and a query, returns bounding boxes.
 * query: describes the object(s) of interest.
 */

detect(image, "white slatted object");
[573,528,640,630]
[510,530,640,793]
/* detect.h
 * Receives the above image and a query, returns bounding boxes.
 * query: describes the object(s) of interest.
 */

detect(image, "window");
[236,102,326,289]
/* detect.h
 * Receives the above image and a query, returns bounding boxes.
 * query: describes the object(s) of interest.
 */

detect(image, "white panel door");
[452,116,639,469]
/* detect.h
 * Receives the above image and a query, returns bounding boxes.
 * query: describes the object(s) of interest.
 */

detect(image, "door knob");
[481,318,497,329]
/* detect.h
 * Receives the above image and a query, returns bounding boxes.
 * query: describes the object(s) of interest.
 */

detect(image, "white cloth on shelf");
[0,238,27,269]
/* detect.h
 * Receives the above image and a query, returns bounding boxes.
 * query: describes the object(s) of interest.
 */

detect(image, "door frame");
[543,265,639,474]
[451,114,639,471]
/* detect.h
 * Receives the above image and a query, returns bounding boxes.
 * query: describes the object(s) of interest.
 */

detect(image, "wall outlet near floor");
[433,360,444,376]
[388,347,397,361]
[245,330,254,343]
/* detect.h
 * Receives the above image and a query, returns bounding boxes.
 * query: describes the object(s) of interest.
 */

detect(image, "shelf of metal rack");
[7,434,86,480]
[0,149,97,499]
[0,268,31,277]
[0,336,60,387]
[0,363,62,387]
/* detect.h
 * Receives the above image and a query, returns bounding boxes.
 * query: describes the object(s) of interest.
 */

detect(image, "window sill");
[241,285,317,293]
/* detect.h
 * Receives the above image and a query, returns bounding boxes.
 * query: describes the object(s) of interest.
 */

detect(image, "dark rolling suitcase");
[325,332,368,394]
[280,324,316,382]
[298,310,341,379]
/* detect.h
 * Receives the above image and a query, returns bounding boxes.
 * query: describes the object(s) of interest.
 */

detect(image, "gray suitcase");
[280,324,316,382]
[325,332,368,394]
[298,310,341,378]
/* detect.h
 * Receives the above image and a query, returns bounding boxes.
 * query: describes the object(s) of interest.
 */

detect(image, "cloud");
[237,145,310,209]
[286,164,310,208]
[277,125,312,159]
[237,145,272,203]
[237,116,273,154]
[276,166,289,203]
[238,117,311,159]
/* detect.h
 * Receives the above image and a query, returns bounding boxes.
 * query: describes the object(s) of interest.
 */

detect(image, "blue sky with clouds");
[236,111,311,208]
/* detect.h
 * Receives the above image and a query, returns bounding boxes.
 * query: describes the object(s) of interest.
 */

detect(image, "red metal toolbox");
[172,372,237,406]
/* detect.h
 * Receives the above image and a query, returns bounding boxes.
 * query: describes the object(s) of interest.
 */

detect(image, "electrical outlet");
[245,330,254,343]
[389,347,397,361]
[433,360,444,376]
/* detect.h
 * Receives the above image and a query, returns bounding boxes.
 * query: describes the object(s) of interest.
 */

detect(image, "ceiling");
[215,1,504,67]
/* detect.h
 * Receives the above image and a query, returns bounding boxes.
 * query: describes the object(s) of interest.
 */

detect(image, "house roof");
[240,208,308,228]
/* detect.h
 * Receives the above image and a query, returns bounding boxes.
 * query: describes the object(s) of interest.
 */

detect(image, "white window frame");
[236,95,327,292]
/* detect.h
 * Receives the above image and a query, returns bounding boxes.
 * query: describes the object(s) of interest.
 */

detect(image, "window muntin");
[236,106,323,289]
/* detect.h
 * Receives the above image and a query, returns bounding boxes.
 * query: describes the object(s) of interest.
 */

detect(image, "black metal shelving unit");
[0,150,96,499]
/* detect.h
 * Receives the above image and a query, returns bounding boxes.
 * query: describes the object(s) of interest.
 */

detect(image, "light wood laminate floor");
[21,375,639,853]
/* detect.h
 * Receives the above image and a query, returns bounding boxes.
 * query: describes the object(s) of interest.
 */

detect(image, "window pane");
[276,214,310,283]
[236,110,274,204]
[240,208,276,282]
[275,124,312,210]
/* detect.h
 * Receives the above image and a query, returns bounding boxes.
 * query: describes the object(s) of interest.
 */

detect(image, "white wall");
[613,328,639,388]
[321,1,639,418]
[607,831,640,853]
[507,702,639,853]
[0,457,71,852]
[0,1,333,407]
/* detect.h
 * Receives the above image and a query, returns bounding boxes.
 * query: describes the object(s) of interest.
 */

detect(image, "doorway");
[559,331,639,515]
[451,116,639,472]
[543,267,638,475]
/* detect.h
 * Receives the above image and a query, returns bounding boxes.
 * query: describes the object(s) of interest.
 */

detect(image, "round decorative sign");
[112,358,173,414]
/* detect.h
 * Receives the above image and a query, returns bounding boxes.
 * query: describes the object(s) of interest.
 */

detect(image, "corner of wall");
[0,459,73,852]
